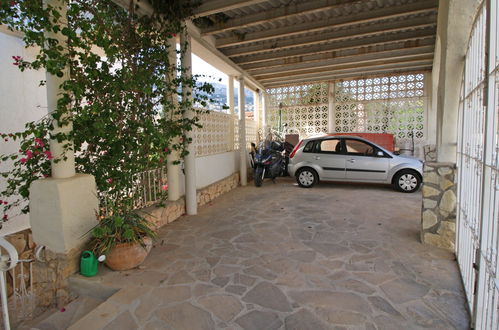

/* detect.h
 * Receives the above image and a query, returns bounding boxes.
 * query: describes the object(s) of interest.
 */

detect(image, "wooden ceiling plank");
[216,0,438,48]
[193,0,269,17]
[223,15,436,58]
[238,32,436,69]
[201,0,364,35]
[256,58,434,81]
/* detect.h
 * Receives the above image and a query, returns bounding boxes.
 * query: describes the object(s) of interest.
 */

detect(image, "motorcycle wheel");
[254,167,263,187]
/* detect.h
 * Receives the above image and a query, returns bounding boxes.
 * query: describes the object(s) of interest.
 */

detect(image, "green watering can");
[80,251,98,277]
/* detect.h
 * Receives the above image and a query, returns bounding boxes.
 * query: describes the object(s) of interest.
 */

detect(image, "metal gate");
[457,1,499,328]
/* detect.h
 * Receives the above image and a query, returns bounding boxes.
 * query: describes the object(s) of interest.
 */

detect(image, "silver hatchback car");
[288,135,423,192]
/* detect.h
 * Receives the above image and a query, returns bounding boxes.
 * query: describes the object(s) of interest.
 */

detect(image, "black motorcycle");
[253,139,286,187]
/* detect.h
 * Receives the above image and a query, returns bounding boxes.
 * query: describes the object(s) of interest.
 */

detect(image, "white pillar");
[166,38,181,201]
[434,0,477,162]
[254,90,260,130]
[180,31,197,215]
[328,82,336,133]
[238,76,247,186]
[228,75,235,151]
[262,92,267,134]
[45,0,75,179]
[30,0,98,254]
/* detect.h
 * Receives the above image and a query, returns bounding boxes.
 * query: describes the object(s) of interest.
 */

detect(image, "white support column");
[181,30,197,215]
[254,90,261,132]
[45,0,75,179]
[166,38,181,201]
[328,82,336,133]
[228,75,235,151]
[238,76,247,186]
[262,92,268,136]
[30,0,98,254]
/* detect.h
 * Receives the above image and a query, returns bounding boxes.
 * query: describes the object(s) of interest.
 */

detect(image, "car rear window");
[303,141,315,153]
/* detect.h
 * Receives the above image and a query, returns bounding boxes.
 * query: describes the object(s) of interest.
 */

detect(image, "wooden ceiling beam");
[201,0,363,35]
[238,32,436,69]
[263,67,432,87]
[223,15,436,58]
[216,0,438,48]
[251,49,434,78]
[255,58,434,82]
[192,0,268,17]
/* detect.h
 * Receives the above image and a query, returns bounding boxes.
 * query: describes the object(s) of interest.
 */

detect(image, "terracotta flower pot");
[105,237,152,271]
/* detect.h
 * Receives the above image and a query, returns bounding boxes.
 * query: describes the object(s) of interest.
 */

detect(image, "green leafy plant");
[89,210,157,256]
[0,0,218,219]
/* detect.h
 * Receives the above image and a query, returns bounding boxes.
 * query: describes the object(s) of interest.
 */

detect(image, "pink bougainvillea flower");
[20,158,27,164]
[26,150,33,159]
[161,184,168,191]
[164,147,170,153]
[35,138,45,147]
[60,307,66,312]
[3,201,7,205]
[12,56,22,66]
[44,150,53,160]
[43,174,49,178]
[107,178,113,184]
[159,158,164,164]
[35,151,40,155]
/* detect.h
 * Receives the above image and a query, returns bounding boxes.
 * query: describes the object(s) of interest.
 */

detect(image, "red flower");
[12,56,22,66]
[26,150,33,159]
[20,158,27,164]
[3,202,7,205]
[161,184,168,191]
[35,138,45,147]
[44,150,53,160]
[43,174,49,178]
[107,178,113,184]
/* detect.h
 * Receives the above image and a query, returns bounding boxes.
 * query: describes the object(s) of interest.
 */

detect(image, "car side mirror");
[376,151,384,157]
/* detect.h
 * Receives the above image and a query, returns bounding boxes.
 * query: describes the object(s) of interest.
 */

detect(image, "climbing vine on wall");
[0,0,213,219]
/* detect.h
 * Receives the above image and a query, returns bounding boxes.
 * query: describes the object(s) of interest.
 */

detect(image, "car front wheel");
[296,168,318,188]
[394,170,421,193]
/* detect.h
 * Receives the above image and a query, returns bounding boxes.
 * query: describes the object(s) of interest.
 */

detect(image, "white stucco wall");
[0,30,48,235]
[176,150,240,194]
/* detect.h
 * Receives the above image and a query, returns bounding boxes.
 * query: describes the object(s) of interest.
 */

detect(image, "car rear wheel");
[296,168,318,188]
[394,170,421,193]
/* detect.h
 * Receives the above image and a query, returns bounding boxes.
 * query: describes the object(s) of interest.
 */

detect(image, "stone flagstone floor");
[70,178,470,330]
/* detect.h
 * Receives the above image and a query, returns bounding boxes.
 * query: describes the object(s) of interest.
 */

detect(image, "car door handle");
[347,159,355,163]
[314,156,320,160]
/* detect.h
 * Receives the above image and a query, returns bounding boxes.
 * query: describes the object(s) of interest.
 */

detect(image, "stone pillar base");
[421,162,457,251]
[29,173,99,254]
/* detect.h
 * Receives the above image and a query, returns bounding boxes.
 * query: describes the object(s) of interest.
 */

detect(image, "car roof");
[304,134,369,141]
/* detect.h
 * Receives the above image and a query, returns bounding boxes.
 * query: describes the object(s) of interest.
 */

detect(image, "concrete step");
[17,296,104,330]
[17,275,119,330]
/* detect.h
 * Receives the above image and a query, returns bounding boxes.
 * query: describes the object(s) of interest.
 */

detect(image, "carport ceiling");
[191,0,438,88]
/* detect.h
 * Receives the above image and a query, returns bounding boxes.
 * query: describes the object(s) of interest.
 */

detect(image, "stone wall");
[423,144,437,162]
[421,162,457,251]
[4,230,79,326]
[140,172,240,229]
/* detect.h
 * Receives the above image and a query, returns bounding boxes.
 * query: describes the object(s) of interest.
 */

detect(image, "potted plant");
[90,210,157,271]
